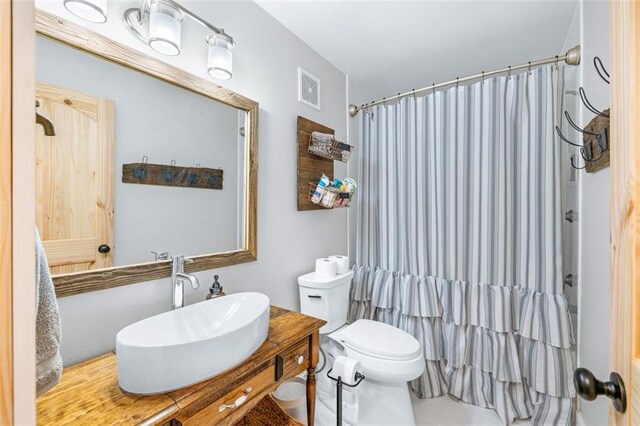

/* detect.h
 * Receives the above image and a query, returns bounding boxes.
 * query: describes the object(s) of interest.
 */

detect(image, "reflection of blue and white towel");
[36,229,62,396]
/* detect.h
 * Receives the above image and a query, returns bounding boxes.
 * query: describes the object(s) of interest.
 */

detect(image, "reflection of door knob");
[574,367,627,413]
[98,244,111,254]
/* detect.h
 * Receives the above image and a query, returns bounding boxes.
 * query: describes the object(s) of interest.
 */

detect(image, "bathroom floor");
[411,393,532,426]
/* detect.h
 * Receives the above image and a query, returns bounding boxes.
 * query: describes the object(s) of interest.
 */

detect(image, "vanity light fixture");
[63,0,107,23]
[123,0,236,78]
[206,33,234,80]
[148,0,184,56]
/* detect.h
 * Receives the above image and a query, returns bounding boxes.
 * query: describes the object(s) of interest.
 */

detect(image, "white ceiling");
[256,0,578,99]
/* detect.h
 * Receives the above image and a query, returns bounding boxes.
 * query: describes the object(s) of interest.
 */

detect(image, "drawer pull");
[219,387,252,412]
[296,355,305,365]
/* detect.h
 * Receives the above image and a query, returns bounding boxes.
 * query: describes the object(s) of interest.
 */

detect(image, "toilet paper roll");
[332,356,361,386]
[315,258,338,278]
[328,255,350,274]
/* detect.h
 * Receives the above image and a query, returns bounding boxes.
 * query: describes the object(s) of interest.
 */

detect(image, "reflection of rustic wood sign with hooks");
[122,159,223,190]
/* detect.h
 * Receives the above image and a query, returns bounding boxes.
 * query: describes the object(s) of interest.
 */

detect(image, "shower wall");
[561,2,612,425]
[560,2,580,355]
[576,1,612,425]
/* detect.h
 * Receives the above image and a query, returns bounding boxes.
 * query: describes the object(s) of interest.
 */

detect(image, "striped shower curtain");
[350,65,574,425]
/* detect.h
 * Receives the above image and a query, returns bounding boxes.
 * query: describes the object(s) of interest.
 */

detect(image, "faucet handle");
[151,250,169,261]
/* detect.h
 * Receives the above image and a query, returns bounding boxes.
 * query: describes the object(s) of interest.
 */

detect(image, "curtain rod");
[348,45,581,117]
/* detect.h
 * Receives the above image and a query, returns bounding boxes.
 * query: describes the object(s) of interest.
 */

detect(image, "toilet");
[298,270,425,426]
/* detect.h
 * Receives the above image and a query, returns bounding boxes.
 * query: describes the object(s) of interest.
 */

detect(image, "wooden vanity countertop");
[36,305,325,425]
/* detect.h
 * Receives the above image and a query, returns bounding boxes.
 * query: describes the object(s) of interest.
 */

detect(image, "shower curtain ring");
[456,77,459,90]
[482,71,485,85]
[555,55,559,68]
[412,89,416,99]
[528,61,532,75]
[508,66,512,80]
[432,83,435,96]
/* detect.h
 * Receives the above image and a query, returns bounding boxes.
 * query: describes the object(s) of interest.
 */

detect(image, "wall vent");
[298,67,321,110]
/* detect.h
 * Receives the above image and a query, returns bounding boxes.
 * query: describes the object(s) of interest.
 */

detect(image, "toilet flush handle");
[307,294,322,299]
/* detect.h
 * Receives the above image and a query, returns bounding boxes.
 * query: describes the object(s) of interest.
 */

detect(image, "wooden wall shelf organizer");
[585,108,610,173]
[297,116,334,211]
[122,162,223,190]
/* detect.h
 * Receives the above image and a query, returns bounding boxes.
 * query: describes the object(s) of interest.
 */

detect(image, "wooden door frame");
[610,1,639,424]
[0,0,36,424]
[0,0,14,422]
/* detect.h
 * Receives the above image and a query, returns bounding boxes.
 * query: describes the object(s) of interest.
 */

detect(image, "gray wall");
[36,0,348,366]
[36,36,242,265]
[346,78,376,265]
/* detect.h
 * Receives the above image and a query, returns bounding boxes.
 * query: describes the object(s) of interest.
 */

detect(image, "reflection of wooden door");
[35,82,114,274]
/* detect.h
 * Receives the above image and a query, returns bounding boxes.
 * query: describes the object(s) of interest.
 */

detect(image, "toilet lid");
[340,320,421,361]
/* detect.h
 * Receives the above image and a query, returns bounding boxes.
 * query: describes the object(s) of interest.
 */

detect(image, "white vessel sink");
[116,292,270,394]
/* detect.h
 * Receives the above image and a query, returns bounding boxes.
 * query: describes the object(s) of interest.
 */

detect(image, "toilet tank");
[298,270,354,334]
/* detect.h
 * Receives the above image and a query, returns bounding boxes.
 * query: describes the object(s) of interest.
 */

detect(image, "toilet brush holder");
[326,368,365,426]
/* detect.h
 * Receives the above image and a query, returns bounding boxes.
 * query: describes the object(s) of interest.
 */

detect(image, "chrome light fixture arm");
[177,2,224,36]
[122,6,151,45]
[122,0,235,78]
[123,0,234,48]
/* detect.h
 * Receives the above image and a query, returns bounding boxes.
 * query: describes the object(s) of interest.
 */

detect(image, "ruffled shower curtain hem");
[349,265,575,426]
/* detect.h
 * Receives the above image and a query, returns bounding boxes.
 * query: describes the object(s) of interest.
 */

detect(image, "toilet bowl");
[298,270,425,425]
[329,319,425,383]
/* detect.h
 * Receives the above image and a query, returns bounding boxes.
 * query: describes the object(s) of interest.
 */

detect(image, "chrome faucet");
[171,255,200,309]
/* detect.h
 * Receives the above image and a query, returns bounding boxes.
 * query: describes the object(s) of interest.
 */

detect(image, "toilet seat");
[328,320,425,383]
[341,320,421,361]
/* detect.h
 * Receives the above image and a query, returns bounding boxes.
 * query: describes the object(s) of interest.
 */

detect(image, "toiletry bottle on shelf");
[206,275,225,300]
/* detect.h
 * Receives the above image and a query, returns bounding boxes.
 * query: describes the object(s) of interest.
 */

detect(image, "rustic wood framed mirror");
[35,10,258,297]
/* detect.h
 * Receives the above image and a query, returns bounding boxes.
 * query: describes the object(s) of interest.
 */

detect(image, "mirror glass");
[35,35,246,275]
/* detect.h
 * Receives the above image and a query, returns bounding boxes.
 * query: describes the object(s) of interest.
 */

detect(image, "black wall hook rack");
[571,154,588,170]
[560,56,611,172]
[565,111,598,137]
[556,125,583,148]
[556,118,597,167]
[594,56,610,85]
[579,87,609,118]
[557,109,610,171]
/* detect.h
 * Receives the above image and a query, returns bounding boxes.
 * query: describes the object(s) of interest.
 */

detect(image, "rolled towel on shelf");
[36,228,63,396]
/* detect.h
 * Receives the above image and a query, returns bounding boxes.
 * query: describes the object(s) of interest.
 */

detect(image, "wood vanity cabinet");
[36,306,325,426]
